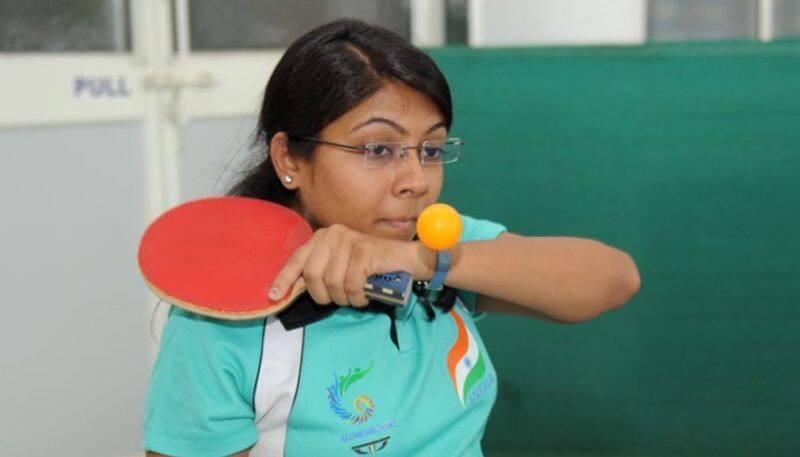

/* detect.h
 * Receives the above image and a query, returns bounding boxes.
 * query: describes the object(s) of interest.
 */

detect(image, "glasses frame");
[293,136,464,169]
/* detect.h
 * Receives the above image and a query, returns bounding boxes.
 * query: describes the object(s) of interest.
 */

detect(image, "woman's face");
[293,83,446,241]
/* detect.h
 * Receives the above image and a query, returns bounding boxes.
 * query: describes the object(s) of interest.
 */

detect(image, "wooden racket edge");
[142,277,308,321]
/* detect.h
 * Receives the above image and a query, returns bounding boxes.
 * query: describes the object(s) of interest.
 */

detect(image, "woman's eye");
[421,146,443,159]
[366,144,393,158]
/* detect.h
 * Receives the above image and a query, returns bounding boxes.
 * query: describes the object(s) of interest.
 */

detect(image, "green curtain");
[429,40,800,457]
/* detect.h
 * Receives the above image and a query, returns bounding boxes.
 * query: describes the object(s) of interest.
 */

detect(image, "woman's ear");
[269,132,302,189]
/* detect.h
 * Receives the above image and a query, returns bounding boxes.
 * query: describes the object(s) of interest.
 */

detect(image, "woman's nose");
[392,149,429,197]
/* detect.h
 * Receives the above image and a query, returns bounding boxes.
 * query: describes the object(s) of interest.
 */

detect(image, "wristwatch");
[426,249,451,291]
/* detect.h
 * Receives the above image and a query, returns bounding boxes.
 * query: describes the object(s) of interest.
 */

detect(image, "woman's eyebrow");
[350,117,447,135]
[351,117,407,134]
[426,121,447,134]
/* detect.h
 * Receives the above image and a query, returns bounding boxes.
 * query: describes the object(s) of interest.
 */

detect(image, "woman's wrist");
[411,241,437,281]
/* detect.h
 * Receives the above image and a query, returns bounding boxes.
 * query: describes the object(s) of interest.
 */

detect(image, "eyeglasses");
[293,136,463,169]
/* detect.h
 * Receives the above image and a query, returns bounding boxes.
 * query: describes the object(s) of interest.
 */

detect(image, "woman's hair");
[227,18,453,205]
[228,18,458,321]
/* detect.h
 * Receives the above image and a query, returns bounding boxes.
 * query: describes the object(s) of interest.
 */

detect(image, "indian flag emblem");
[446,309,486,406]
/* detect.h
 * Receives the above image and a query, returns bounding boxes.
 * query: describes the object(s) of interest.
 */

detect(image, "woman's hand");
[268,224,427,307]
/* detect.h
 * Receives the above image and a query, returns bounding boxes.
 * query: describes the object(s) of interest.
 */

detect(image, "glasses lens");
[364,142,397,169]
[362,140,462,168]
[421,139,460,165]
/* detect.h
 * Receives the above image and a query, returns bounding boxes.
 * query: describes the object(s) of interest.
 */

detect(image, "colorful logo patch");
[446,309,489,406]
[328,362,375,425]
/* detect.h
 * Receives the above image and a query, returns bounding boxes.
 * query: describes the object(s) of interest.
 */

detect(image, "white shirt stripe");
[250,316,304,457]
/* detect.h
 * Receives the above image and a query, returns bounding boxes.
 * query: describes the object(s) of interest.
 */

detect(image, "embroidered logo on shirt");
[446,309,492,406]
[351,435,391,454]
[327,362,375,424]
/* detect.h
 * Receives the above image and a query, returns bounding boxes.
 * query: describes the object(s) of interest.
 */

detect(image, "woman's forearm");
[415,232,640,323]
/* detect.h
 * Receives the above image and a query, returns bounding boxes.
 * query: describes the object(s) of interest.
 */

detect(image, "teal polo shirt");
[144,215,507,456]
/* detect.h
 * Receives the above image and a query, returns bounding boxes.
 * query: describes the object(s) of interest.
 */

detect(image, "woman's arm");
[269,225,639,322]
[142,308,262,456]
[415,232,640,323]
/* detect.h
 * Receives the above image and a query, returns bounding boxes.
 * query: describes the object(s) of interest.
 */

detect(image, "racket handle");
[364,272,413,306]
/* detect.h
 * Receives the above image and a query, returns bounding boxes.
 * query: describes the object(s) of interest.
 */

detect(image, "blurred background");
[1,1,798,456]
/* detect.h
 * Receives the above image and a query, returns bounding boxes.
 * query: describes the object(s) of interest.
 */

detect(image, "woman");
[144,18,640,457]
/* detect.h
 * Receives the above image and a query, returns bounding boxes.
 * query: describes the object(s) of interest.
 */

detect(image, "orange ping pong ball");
[416,203,462,250]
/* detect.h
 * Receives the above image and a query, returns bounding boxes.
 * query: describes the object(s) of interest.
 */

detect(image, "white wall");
[0,115,257,456]
[469,0,647,46]
[0,122,150,456]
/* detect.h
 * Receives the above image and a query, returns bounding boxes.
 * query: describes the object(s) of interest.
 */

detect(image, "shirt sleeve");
[143,306,265,456]
[454,214,508,319]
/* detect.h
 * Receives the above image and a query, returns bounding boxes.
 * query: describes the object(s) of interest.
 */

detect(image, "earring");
[283,175,293,184]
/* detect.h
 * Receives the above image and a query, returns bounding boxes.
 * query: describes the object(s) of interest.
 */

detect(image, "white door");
[0,1,438,455]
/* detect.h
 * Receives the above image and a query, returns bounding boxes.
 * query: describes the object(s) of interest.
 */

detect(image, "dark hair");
[227,18,452,205]
[228,18,458,321]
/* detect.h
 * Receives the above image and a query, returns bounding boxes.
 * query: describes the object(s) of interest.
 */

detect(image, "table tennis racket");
[137,196,413,320]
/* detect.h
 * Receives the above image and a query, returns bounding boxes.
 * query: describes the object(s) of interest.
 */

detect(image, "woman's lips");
[378,218,416,231]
